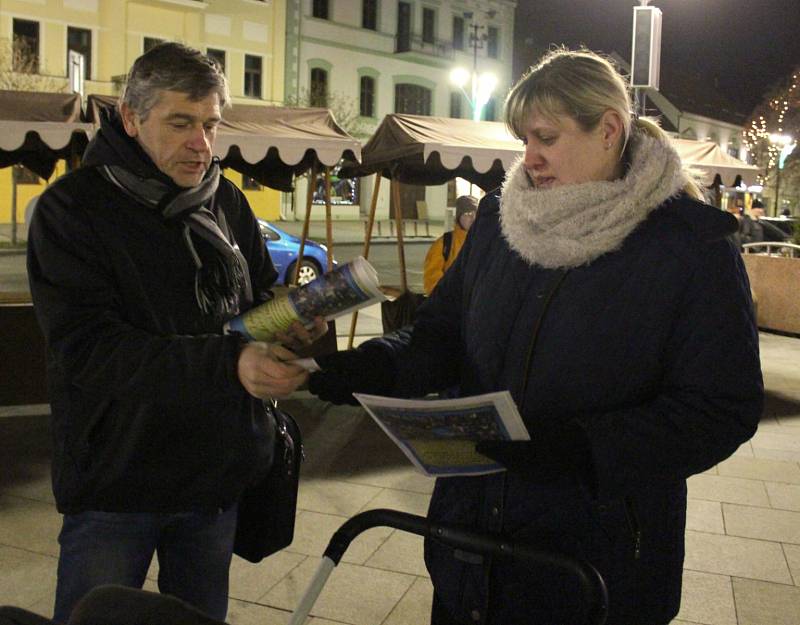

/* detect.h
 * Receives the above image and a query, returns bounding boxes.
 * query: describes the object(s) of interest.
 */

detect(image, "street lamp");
[769,133,797,215]
[450,11,498,122]
[630,1,662,116]
[450,67,497,121]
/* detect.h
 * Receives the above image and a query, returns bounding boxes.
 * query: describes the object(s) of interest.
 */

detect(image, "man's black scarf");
[90,110,252,318]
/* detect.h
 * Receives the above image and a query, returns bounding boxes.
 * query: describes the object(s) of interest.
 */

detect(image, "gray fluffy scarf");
[499,132,689,269]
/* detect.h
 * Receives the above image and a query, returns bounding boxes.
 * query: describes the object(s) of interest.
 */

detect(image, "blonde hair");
[505,47,703,200]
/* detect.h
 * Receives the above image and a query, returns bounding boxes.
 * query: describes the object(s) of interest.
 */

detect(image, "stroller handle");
[323,508,608,625]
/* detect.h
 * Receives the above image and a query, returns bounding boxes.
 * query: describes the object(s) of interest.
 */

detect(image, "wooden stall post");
[347,173,382,349]
[391,179,408,292]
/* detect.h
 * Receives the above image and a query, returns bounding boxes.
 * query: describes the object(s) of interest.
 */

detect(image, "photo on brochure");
[354,391,530,478]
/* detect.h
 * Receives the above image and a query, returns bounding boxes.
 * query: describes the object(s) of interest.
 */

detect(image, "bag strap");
[263,399,305,468]
[442,231,453,262]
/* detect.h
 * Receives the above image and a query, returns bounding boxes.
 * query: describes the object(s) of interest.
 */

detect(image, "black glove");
[476,420,595,487]
[308,346,396,406]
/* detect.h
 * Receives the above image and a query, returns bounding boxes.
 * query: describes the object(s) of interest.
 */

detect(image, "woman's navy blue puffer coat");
[367,190,762,624]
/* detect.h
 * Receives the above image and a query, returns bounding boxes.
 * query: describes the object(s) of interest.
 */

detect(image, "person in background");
[740,199,766,244]
[307,48,762,624]
[728,204,744,250]
[741,199,788,244]
[423,195,479,294]
[27,43,322,623]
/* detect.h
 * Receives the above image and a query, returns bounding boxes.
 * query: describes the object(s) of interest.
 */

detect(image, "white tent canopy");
[671,138,761,187]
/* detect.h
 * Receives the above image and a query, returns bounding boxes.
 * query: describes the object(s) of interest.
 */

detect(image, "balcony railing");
[395,34,454,60]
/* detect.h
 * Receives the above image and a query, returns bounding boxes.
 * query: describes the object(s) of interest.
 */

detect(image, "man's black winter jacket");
[27,114,278,513]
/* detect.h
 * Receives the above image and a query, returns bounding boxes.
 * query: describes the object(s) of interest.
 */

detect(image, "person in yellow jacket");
[423,195,478,294]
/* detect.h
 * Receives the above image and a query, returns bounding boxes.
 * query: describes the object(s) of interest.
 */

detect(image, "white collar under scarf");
[499,132,688,269]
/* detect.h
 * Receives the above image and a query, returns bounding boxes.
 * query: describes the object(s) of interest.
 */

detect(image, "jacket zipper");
[623,496,642,560]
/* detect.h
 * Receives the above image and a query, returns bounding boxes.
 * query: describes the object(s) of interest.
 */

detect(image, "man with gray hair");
[27,42,323,622]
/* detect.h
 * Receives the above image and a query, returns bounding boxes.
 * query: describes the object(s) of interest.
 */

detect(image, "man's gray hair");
[120,42,229,120]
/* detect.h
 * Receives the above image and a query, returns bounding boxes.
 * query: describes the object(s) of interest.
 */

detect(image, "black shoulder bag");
[233,400,303,563]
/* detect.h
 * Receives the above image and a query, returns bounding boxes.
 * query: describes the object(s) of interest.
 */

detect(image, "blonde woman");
[309,48,762,624]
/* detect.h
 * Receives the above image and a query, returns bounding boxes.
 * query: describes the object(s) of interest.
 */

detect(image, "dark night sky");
[513,0,800,115]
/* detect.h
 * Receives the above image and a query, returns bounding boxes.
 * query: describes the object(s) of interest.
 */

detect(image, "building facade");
[284,0,517,223]
[0,0,287,226]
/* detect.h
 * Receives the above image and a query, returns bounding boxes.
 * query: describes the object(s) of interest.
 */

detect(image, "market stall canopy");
[672,138,761,187]
[86,96,361,192]
[340,113,523,190]
[0,90,93,179]
[342,114,763,191]
[217,104,361,191]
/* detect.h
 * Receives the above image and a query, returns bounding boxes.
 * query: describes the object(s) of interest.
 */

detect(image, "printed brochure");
[353,391,530,477]
[224,256,385,342]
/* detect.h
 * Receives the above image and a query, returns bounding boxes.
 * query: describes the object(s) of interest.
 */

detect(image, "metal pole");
[324,166,334,269]
[11,169,18,246]
[471,21,480,121]
[774,165,781,216]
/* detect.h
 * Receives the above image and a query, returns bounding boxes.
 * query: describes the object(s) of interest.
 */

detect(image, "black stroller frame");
[289,508,609,625]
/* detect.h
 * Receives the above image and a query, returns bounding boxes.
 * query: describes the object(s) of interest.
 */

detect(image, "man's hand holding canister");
[237,342,308,399]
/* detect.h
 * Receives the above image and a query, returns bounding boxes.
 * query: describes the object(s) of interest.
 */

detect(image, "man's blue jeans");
[53,506,237,624]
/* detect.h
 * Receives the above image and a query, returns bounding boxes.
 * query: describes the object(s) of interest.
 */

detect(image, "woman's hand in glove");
[475,420,595,488]
[308,346,396,405]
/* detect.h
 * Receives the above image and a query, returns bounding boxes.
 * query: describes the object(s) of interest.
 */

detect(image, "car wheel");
[286,259,321,285]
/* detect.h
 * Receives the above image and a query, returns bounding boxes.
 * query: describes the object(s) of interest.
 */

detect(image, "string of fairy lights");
[743,70,798,183]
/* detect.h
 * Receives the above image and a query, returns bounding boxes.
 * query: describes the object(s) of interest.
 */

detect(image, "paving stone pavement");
[1,327,799,624]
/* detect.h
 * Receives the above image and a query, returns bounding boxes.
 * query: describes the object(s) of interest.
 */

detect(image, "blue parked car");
[259,220,335,285]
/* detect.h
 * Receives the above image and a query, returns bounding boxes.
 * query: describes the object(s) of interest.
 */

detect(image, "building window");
[487,26,499,59]
[242,175,262,191]
[207,48,226,74]
[452,16,464,50]
[312,0,329,19]
[395,84,431,115]
[244,55,262,98]
[360,76,375,117]
[66,27,91,79]
[396,1,411,52]
[12,19,39,73]
[422,8,435,44]
[449,91,462,119]
[143,37,165,53]
[362,0,377,30]
[310,68,328,107]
